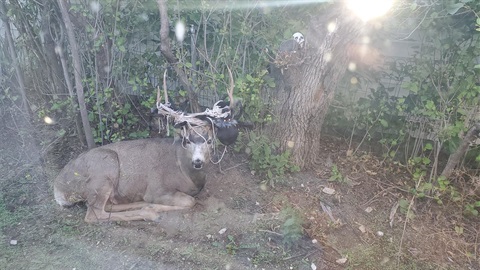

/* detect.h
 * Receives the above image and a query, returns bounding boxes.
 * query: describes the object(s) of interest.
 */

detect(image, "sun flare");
[346,0,394,22]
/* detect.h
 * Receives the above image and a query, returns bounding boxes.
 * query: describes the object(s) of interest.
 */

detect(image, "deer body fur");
[54,130,212,223]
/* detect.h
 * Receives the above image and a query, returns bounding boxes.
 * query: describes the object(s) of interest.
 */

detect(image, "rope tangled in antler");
[156,69,233,127]
[155,68,238,164]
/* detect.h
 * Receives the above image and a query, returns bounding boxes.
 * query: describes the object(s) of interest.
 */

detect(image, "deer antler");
[156,68,236,130]
[226,65,234,108]
[157,70,169,105]
[163,70,169,105]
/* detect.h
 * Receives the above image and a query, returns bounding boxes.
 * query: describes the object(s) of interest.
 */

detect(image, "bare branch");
[157,0,199,112]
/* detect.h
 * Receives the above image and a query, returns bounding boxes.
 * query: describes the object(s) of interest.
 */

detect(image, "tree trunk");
[0,1,31,119]
[268,5,362,169]
[40,0,65,95]
[441,123,480,179]
[55,26,86,146]
[57,0,95,149]
[157,0,200,112]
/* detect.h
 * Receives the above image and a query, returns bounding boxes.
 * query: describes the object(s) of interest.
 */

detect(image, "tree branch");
[0,1,31,119]
[57,0,95,149]
[157,0,199,112]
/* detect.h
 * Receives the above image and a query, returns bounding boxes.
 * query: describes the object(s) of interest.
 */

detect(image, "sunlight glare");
[346,0,393,22]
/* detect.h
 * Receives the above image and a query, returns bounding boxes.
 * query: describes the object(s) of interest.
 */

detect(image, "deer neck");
[175,146,207,189]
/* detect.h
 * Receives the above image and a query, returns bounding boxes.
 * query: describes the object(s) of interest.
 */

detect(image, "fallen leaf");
[358,224,366,233]
[218,228,227,235]
[365,207,373,213]
[389,201,399,228]
[320,202,335,222]
[336,257,348,264]
[322,187,335,195]
[311,262,317,270]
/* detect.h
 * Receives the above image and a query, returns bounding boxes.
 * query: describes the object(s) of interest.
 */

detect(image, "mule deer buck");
[54,70,238,223]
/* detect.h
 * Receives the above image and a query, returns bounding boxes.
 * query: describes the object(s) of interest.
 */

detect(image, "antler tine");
[163,70,169,105]
[156,85,162,104]
[156,69,226,128]
[226,65,234,108]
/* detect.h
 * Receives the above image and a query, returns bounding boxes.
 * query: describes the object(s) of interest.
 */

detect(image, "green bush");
[246,132,299,187]
[280,206,304,248]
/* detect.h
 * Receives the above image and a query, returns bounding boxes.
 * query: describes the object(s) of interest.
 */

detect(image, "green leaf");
[424,143,433,151]
[447,3,464,15]
[380,119,388,127]
[56,129,66,137]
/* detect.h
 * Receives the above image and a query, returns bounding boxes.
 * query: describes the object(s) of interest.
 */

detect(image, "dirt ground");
[1,107,479,270]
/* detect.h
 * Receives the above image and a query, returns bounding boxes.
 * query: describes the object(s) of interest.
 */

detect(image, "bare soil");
[0,108,479,270]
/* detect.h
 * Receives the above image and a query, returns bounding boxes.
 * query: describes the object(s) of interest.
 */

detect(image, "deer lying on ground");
[54,70,239,223]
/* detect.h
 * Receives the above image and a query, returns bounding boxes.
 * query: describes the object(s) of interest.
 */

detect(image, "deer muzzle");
[192,159,204,169]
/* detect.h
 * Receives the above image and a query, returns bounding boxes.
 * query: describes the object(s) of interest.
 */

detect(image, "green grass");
[0,198,19,230]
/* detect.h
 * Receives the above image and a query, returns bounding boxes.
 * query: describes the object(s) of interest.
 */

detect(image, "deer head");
[175,122,213,169]
[156,67,239,147]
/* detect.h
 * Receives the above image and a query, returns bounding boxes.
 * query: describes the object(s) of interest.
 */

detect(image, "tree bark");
[157,0,200,112]
[54,24,85,145]
[40,0,65,95]
[0,1,31,119]
[57,0,95,149]
[441,123,480,179]
[268,4,362,169]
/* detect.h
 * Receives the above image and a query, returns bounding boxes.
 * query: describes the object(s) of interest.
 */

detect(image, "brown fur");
[54,125,213,222]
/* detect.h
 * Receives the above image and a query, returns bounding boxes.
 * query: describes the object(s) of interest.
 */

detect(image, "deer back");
[54,133,212,207]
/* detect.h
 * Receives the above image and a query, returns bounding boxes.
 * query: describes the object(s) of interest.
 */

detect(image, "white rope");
[156,101,231,128]
[155,100,232,165]
[210,145,227,164]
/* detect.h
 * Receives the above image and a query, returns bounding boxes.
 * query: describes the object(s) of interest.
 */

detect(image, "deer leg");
[106,202,188,212]
[85,188,166,222]
[86,207,162,222]
[106,191,195,213]
[150,191,196,208]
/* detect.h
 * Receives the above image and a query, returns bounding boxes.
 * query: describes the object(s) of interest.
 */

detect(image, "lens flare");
[327,22,337,33]
[346,0,394,22]
[175,21,186,42]
[44,116,54,124]
[348,62,357,72]
[89,1,100,13]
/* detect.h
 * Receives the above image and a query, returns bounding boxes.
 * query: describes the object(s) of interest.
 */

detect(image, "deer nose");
[192,159,203,169]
